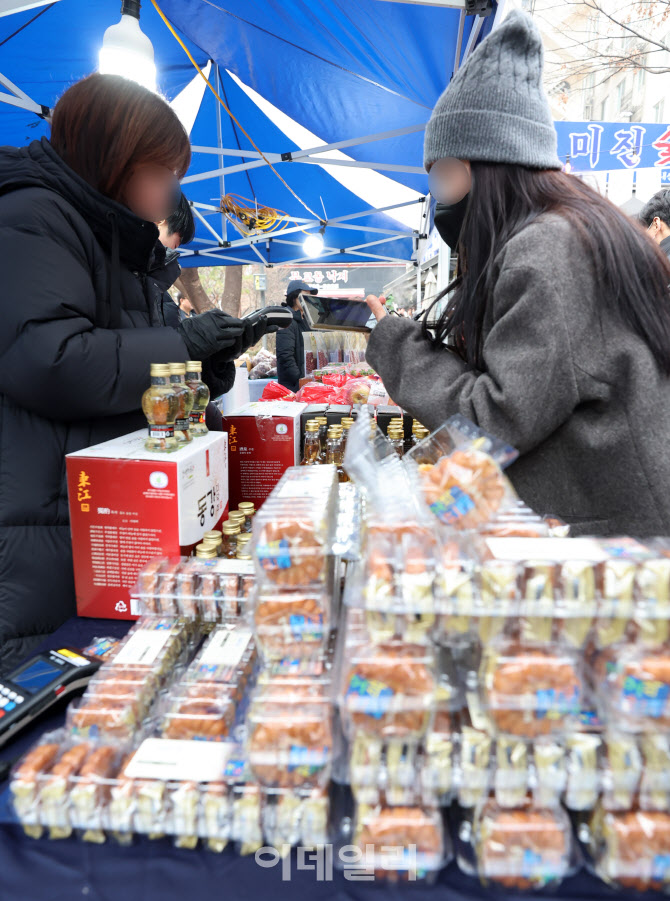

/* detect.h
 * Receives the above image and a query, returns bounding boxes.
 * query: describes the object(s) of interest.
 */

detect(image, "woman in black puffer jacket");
[0,74,269,667]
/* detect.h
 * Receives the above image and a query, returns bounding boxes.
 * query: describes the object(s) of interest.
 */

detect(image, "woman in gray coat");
[365,11,670,537]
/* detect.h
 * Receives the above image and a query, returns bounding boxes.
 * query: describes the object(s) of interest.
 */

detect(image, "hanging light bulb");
[99,0,157,92]
[303,225,326,259]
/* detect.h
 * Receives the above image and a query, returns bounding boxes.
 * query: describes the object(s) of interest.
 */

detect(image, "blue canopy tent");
[0,0,499,267]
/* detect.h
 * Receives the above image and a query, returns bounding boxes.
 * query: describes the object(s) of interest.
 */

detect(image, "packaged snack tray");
[133,557,255,622]
[474,800,574,890]
[339,638,437,741]
[479,641,583,738]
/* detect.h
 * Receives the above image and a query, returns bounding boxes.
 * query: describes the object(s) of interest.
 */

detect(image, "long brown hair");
[425,163,670,375]
[50,73,191,206]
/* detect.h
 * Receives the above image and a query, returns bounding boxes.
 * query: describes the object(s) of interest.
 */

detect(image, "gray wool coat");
[366,213,670,538]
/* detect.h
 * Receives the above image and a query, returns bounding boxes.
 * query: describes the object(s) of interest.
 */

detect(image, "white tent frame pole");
[213,63,227,243]
[190,203,226,245]
[183,198,423,252]
[0,0,61,16]
[188,122,426,159]
[462,13,486,60]
[332,223,414,238]
[0,71,44,115]
[184,154,424,181]
[453,9,465,75]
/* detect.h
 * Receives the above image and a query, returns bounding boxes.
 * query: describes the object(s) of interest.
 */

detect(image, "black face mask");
[434,194,470,251]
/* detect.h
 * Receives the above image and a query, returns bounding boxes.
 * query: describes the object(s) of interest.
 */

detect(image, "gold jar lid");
[150,363,170,377]
[305,421,320,432]
[316,417,328,426]
[185,361,202,371]
[195,543,218,559]
[388,427,403,439]
[341,417,355,428]
[223,523,241,535]
[238,502,255,514]
[228,512,246,526]
[236,550,252,560]
[169,362,186,375]
[236,533,252,545]
[203,530,223,544]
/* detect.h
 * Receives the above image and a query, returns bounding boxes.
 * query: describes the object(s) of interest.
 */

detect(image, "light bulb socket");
[121,0,141,19]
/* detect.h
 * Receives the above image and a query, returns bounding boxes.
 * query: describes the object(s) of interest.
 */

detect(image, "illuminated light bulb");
[99,1,157,92]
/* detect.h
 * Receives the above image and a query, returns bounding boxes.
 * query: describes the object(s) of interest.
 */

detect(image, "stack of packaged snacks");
[132,556,255,622]
[250,465,339,663]
[460,800,578,891]
[66,618,197,742]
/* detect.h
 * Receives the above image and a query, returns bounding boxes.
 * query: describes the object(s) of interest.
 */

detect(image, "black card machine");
[0,648,101,748]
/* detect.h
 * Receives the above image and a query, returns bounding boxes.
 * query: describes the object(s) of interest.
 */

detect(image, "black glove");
[177,310,245,361]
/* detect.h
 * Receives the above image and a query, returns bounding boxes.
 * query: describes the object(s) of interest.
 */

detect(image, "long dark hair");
[423,163,670,374]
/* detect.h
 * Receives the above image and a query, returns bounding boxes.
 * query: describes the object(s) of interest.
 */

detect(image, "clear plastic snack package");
[636,538,670,648]
[639,733,670,811]
[347,520,441,644]
[457,721,493,809]
[10,733,68,837]
[183,624,256,700]
[601,733,643,811]
[593,538,652,650]
[588,807,670,892]
[599,642,670,732]
[479,640,583,738]
[261,785,330,852]
[68,744,127,841]
[471,800,576,891]
[340,801,450,883]
[338,636,437,742]
[132,556,255,623]
[251,589,331,662]
[251,465,339,590]
[434,533,480,643]
[477,537,603,649]
[66,616,198,742]
[67,693,145,742]
[564,733,601,812]
[403,416,517,531]
[159,685,237,742]
[246,684,334,791]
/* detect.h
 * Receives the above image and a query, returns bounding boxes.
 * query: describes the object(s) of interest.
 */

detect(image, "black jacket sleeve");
[276,323,300,392]
[0,224,189,422]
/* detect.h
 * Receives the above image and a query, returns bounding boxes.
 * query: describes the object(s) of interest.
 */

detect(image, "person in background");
[640,189,670,262]
[276,279,317,393]
[176,290,194,320]
[364,11,670,538]
[152,191,194,328]
[0,73,272,667]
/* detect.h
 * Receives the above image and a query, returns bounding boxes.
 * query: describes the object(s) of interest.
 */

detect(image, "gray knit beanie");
[424,9,561,171]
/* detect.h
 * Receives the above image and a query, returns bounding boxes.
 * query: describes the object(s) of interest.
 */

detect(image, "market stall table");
[0,616,662,901]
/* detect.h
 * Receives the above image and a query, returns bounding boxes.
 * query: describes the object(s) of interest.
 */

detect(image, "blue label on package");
[346,673,394,719]
[257,538,291,570]
[622,676,670,718]
[430,485,476,525]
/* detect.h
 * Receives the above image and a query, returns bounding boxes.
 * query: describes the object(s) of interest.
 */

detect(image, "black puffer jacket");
[0,137,205,667]
[276,308,309,393]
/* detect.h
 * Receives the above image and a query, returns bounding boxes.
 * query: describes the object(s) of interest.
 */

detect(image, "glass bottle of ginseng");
[169,362,194,444]
[185,361,210,437]
[142,364,179,453]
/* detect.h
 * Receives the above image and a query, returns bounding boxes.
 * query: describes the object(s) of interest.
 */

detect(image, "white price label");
[111,629,172,667]
[124,738,234,782]
[199,628,253,668]
[485,537,608,563]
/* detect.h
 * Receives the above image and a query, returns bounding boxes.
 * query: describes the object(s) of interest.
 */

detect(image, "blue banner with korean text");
[556,122,670,172]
